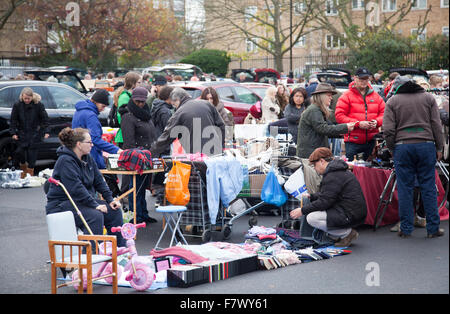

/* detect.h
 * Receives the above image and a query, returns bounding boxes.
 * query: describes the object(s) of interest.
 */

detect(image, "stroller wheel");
[248,216,258,227]
[222,224,232,240]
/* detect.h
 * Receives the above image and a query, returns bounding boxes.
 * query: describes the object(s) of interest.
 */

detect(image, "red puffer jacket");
[335,82,385,144]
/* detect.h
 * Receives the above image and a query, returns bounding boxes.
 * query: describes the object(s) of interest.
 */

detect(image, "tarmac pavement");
[0,184,448,295]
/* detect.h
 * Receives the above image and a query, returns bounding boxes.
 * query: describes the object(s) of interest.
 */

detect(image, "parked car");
[25,68,89,95]
[389,67,429,82]
[312,68,352,88]
[175,81,262,124]
[231,68,280,84]
[143,63,204,82]
[0,80,109,169]
[240,82,273,100]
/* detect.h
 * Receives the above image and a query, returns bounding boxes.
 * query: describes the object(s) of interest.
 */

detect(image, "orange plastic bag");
[165,161,191,206]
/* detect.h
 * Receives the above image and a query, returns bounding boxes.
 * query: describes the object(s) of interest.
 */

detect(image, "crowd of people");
[8,65,448,248]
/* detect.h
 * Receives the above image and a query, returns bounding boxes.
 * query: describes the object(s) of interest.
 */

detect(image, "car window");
[183,88,202,99]
[216,87,236,102]
[0,87,12,108]
[38,74,84,93]
[47,85,85,109]
[250,87,268,99]
[8,86,53,109]
[233,86,259,104]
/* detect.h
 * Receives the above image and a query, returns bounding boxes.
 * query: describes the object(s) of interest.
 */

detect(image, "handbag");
[260,167,287,207]
[249,100,262,119]
[165,161,191,206]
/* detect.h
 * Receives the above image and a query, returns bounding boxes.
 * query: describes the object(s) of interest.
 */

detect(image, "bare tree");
[204,0,320,72]
[313,0,432,50]
[0,0,28,30]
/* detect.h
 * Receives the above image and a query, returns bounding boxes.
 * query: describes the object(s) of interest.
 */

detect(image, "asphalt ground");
[0,183,448,298]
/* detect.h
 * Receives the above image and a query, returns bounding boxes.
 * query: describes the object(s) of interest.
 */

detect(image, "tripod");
[373,169,397,231]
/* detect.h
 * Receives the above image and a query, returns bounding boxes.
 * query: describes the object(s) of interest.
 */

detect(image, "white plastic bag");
[284,167,307,200]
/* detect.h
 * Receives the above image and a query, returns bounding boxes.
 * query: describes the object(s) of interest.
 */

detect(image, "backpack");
[108,104,120,128]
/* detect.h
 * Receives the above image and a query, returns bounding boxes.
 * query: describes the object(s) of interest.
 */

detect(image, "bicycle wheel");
[104,264,123,284]
[129,263,155,291]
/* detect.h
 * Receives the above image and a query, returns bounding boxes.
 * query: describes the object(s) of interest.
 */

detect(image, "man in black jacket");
[290,147,367,247]
[150,88,225,157]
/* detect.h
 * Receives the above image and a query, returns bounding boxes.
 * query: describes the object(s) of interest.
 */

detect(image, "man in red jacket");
[335,67,385,161]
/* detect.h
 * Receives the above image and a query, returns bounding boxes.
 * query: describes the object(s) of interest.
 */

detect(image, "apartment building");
[203,0,449,72]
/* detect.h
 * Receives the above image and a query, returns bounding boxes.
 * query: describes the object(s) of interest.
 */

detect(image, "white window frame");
[352,0,365,10]
[441,0,449,8]
[382,0,397,12]
[411,28,427,41]
[246,38,257,53]
[294,1,306,15]
[294,35,306,48]
[25,44,40,56]
[412,0,427,10]
[153,0,160,9]
[325,0,338,16]
[24,19,38,32]
[325,34,345,49]
[443,26,449,37]
[245,6,258,22]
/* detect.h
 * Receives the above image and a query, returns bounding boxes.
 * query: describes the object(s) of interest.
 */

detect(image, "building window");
[412,0,427,9]
[326,34,345,49]
[352,0,364,10]
[382,0,397,12]
[294,1,306,14]
[443,26,449,37]
[24,19,38,32]
[246,38,257,53]
[411,28,426,41]
[153,0,159,9]
[442,0,449,8]
[245,6,257,22]
[294,35,306,48]
[325,0,338,16]
[25,44,40,56]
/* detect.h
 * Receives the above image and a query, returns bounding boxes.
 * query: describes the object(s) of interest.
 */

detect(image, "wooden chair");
[46,211,119,294]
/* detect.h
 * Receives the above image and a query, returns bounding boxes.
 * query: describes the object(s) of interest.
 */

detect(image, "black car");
[0,80,109,168]
[312,68,353,88]
[25,68,89,95]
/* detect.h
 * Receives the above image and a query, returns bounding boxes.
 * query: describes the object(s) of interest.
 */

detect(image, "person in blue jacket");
[46,127,126,247]
[72,89,122,169]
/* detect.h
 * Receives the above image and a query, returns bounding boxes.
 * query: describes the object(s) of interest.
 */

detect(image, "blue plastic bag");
[261,168,288,207]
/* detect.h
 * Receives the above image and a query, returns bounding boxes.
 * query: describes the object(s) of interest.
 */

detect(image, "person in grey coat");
[150,88,225,157]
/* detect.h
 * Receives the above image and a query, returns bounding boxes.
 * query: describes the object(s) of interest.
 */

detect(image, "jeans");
[129,174,150,221]
[393,142,440,235]
[345,140,375,161]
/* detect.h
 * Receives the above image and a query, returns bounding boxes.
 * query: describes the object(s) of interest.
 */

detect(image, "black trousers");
[15,145,38,168]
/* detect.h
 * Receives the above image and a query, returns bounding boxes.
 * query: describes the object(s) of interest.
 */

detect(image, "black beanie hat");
[91,89,110,106]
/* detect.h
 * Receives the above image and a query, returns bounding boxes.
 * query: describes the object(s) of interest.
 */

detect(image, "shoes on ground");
[414,215,426,228]
[427,228,445,238]
[334,229,359,247]
[397,230,411,238]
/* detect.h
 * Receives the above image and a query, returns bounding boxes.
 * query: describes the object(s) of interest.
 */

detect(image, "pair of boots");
[19,163,34,179]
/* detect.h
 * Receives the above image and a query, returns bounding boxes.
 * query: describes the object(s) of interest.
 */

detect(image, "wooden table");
[100,169,165,225]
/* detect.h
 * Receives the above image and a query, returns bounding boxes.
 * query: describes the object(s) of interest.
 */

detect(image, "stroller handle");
[48,177,60,186]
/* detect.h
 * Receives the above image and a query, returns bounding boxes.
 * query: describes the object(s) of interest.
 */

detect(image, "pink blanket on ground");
[150,247,209,264]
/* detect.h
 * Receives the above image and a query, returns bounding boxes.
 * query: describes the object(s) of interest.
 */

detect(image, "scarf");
[127,98,151,121]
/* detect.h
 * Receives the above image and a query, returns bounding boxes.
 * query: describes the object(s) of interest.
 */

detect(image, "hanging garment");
[204,156,244,224]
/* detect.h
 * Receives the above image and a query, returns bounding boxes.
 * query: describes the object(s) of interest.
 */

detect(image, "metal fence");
[0,58,38,79]
[229,54,350,77]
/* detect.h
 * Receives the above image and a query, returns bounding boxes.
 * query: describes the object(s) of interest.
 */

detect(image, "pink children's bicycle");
[72,222,155,292]
[111,222,155,291]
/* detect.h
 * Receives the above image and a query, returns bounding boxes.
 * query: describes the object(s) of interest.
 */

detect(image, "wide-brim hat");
[311,83,337,95]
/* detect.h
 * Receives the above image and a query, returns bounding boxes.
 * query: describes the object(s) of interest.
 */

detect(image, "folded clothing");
[150,247,209,264]
[118,148,153,175]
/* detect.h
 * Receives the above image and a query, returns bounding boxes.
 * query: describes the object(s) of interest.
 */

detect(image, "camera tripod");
[373,161,449,231]
[373,169,397,231]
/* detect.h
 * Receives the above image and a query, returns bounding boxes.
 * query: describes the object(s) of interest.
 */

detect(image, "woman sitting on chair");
[45,127,126,247]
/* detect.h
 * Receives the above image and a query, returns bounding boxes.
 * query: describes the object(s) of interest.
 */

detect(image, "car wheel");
[0,137,17,169]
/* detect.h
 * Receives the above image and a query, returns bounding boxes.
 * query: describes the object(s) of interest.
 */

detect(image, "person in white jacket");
[261,86,280,123]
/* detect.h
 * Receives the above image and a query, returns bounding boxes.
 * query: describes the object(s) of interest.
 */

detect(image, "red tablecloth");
[352,166,448,226]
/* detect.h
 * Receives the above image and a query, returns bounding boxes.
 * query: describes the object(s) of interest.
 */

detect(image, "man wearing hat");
[335,67,385,161]
[290,147,367,247]
[146,75,168,109]
[72,89,122,169]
